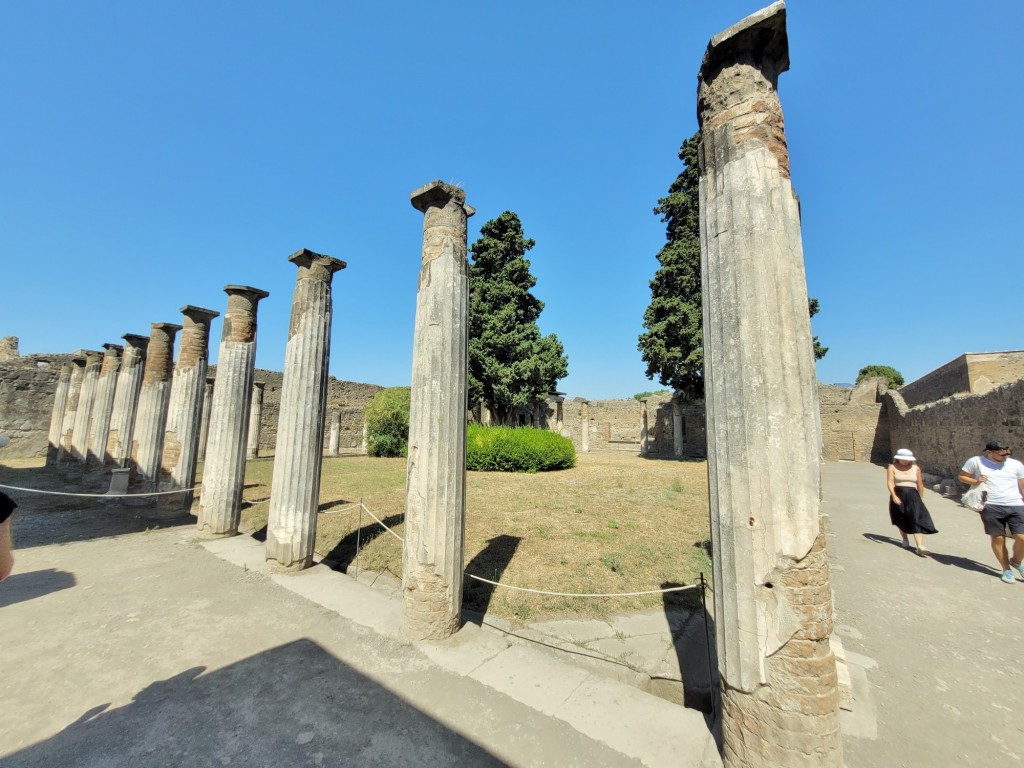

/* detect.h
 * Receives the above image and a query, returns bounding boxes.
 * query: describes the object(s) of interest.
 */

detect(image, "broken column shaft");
[402,180,472,640]
[161,306,219,509]
[197,286,268,536]
[265,249,346,569]
[106,334,149,468]
[131,322,182,488]
[86,344,124,466]
[698,3,841,766]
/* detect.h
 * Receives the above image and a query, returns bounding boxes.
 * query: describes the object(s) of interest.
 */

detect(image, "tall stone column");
[361,419,368,454]
[672,397,684,458]
[197,378,214,461]
[401,181,472,640]
[698,4,841,766]
[107,334,149,468]
[639,399,649,456]
[552,395,565,433]
[328,411,341,456]
[580,400,590,453]
[246,382,265,459]
[70,350,103,463]
[161,306,219,509]
[86,344,124,466]
[197,286,269,536]
[58,356,87,462]
[46,363,74,465]
[265,249,346,570]
[131,322,182,488]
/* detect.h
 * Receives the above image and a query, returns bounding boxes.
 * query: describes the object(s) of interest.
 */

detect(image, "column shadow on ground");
[861,532,998,577]
[0,568,76,609]
[661,578,718,715]
[462,534,521,622]
[319,512,405,573]
[3,639,508,768]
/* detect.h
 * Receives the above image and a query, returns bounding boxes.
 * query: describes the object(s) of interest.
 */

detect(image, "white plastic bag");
[962,483,986,512]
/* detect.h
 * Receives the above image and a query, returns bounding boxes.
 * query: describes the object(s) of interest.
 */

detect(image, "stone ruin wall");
[0,353,382,460]
[885,380,1024,481]
[899,351,1024,408]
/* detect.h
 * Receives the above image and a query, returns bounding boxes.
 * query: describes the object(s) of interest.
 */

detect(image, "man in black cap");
[959,440,1024,583]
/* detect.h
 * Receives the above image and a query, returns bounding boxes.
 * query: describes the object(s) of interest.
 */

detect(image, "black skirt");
[889,486,937,534]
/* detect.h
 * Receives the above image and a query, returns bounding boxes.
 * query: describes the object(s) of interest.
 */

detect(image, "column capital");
[287,248,347,279]
[122,333,150,348]
[151,322,183,335]
[410,180,470,212]
[701,0,788,80]
[179,305,221,322]
[224,285,270,301]
[102,343,124,355]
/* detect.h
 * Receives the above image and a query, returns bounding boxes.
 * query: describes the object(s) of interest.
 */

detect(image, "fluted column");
[401,180,472,640]
[265,249,346,570]
[46,363,74,465]
[69,350,103,463]
[639,399,649,456]
[86,344,123,467]
[197,378,214,461]
[58,356,86,462]
[698,4,841,765]
[246,382,265,459]
[580,400,590,453]
[672,397,684,458]
[131,323,182,488]
[197,286,269,536]
[161,306,219,509]
[107,334,148,468]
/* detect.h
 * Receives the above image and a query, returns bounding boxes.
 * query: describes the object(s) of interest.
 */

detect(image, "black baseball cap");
[986,440,1010,451]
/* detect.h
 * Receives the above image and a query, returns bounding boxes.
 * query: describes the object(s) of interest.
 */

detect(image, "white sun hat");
[893,448,916,462]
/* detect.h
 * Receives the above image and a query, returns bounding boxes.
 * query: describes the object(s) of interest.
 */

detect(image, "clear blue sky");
[3,1,1021,399]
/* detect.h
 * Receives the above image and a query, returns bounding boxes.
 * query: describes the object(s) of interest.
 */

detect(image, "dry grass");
[224,453,712,625]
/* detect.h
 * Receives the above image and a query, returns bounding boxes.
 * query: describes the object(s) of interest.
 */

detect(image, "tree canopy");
[468,211,568,425]
[856,365,904,389]
[639,131,827,401]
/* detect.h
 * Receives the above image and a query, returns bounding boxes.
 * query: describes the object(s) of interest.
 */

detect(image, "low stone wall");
[885,381,1024,481]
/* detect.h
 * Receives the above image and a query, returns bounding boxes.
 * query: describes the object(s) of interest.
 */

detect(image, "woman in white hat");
[887,448,937,556]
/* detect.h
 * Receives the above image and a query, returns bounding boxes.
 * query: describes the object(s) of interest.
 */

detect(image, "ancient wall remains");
[885,381,1024,481]
[818,380,890,463]
[899,351,1024,407]
[0,353,74,457]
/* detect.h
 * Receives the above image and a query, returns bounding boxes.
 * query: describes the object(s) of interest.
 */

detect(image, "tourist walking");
[887,448,937,556]
[0,490,15,581]
[958,440,1024,584]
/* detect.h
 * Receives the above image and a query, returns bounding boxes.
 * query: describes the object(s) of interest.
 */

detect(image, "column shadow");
[0,568,76,608]
[320,512,405,573]
[660,579,718,715]
[462,534,522,622]
[3,639,508,767]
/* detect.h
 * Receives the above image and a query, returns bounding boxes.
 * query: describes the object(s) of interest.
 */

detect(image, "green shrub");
[365,387,410,458]
[855,365,904,389]
[466,424,576,472]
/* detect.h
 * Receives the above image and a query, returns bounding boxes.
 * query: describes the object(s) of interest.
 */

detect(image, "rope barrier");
[0,482,196,498]
[353,500,703,598]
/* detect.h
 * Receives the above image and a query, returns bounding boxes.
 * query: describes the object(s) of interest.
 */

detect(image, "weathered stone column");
[197,286,269,536]
[698,4,842,766]
[401,181,472,640]
[639,399,649,456]
[672,396,684,458]
[161,306,219,509]
[328,411,341,456]
[197,378,214,461]
[245,382,264,459]
[361,419,368,454]
[46,363,74,465]
[552,394,565,433]
[580,400,590,453]
[86,344,124,467]
[70,350,103,463]
[58,356,86,462]
[265,250,346,569]
[107,334,149,468]
[131,323,182,488]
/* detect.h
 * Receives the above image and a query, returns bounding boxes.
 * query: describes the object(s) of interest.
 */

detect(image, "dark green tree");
[639,132,828,400]
[469,211,568,425]
[856,365,904,389]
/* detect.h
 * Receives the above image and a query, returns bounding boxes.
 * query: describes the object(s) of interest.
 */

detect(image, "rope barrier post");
[699,572,716,720]
[355,498,363,575]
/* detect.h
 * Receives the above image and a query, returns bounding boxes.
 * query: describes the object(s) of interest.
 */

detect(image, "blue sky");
[3,1,1021,399]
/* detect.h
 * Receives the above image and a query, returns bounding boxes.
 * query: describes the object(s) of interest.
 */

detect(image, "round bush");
[365,387,410,458]
[466,424,576,472]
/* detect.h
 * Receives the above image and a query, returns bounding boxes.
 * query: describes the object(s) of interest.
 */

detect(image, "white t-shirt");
[961,455,1024,506]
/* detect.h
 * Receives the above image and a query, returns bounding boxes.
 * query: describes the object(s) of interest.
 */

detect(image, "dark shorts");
[981,504,1024,537]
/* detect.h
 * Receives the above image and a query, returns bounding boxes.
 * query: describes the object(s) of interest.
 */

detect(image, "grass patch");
[218,453,711,625]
